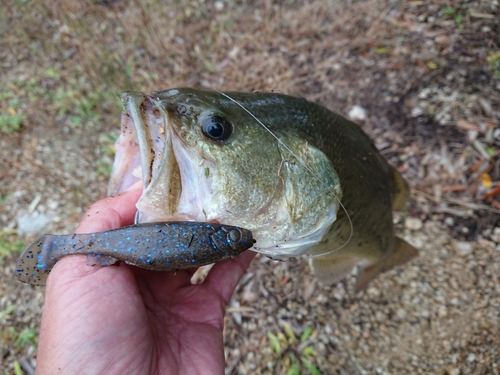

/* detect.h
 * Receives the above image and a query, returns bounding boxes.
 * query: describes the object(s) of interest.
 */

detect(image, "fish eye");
[201,116,232,141]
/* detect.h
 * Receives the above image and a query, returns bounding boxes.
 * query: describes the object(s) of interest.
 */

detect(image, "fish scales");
[15,222,254,286]
[221,92,394,256]
[216,92,417,290]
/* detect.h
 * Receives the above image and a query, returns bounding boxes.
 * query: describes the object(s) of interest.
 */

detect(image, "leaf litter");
[0,0,499,373]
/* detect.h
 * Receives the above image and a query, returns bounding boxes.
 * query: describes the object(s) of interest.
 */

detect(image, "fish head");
[109,89,341,257]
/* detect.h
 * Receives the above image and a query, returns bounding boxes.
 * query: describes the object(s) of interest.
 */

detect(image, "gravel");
[1,0,499,373]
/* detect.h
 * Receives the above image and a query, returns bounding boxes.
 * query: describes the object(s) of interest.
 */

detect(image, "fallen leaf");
[481,173,492,190]
[426,61,438,69]
[456,120,480,132]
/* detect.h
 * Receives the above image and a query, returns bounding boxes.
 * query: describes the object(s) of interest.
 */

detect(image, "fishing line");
[217,91,353,258]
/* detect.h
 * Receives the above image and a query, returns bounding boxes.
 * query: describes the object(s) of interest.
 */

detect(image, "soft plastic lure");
[15,221,255,286]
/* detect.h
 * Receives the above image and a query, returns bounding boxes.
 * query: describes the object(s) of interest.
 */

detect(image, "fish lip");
[118,92,193,222]
[121,91,156,191]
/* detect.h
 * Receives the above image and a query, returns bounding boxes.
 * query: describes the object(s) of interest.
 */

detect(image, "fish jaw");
[109,91,214,223]
[108,111,142,195]
[109,92,157,196]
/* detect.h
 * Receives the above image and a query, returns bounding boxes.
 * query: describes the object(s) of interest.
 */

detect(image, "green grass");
[13,328,39,348]
[0,305,16,321]
[0,305,39,372]
[0,90,26,133]
[2,68,122,138]
[265,324,323,375]
[440,5,472,26]
[1,326,39,350]
[0,230,25,262]
[487,51,500,79]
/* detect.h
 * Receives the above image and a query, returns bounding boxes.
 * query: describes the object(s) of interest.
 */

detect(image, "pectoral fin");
[309,255,357,285]
[355,237,418,292]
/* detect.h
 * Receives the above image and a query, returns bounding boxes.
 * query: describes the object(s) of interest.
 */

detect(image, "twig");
[413,189,500,214]
[18,358,35,375]
[225,354,242,375]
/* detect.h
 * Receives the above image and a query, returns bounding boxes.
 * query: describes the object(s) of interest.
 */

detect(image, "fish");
[15,221,254,286]
[109,88,417,292]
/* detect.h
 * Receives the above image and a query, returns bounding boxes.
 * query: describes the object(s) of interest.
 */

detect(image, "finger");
[75,184,143,234]
[47,185,143,285]
[133,267,198,292]
[203,250,256,304]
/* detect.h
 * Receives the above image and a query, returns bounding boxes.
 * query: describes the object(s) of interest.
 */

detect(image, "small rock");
[466,353,476,362]
[418,88,431,99]
[302,279,317,300]
[454,241,472,256]
[491,227,500,243]
[317,294,327,303]
[411,107,424,117]
[348,105,367,121]
[375,311,385,322]
[467,130,479,142]
[367,287,380,297]
[228,46,239,59]
[17,212,54,237]
[442,340,452,352]
[396,308,407,320]
[478,98,493,117]
[214,1,224,10]
[419,309,430,319]
[444,217,454,227]
[494,128,500,141]
[438,305,447,317]
[242,291,258,303]
[47,199,60,210]
[405,217,423,230]
[332,287,345,301]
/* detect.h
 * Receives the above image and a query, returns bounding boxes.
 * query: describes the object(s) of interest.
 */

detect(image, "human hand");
[36,186,256,375]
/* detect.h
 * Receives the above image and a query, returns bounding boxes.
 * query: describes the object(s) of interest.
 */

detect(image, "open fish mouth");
[109,92,166,196]
[109,92,201,223]
[108,93,153,193]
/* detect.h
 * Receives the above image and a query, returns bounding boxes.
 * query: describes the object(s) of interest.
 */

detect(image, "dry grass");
[1,0,499,373]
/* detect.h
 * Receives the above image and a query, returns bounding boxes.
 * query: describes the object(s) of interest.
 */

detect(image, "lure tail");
[15,234,62,286]
[16,232,105,286]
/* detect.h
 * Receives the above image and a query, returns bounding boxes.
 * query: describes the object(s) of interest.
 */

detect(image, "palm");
[36,187,254,375]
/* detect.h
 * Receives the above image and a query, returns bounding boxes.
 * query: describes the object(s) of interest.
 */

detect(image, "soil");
[1,0,499,374]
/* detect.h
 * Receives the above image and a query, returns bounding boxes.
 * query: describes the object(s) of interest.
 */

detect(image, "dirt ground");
[1,0,499,374]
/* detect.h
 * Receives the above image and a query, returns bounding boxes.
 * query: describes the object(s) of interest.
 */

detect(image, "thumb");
[75,182,143,234]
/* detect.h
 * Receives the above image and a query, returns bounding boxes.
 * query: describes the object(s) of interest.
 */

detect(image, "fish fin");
[309,255,357,285]
[355,237,418,292]
[86,254,119,267]
[391,166,410,211]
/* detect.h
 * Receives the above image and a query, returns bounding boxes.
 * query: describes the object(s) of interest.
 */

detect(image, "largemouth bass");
[109,88,417,292]
[15,222,254,286]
